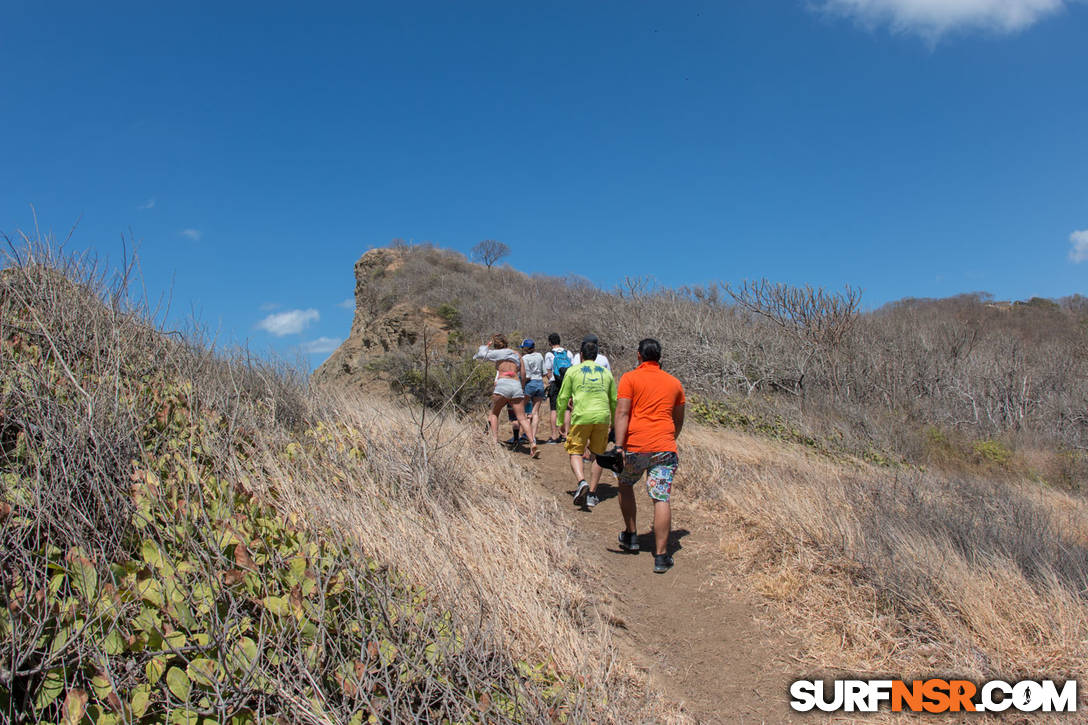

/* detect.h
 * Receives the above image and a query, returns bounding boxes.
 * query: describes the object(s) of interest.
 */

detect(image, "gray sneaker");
[653,554,674,574]
[572,480,589,507]
[586,492,599,508]
[618,531,639,552]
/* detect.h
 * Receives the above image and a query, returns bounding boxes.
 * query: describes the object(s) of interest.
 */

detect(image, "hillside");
[0,241,684,722]
[309,242,1088,720]
[5,238,1087,722]
[318,243,1088,486]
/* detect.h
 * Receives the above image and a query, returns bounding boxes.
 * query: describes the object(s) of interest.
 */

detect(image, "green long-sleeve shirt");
[555,360,617,426]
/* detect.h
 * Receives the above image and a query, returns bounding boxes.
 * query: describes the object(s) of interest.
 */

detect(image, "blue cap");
[521,338,534,349]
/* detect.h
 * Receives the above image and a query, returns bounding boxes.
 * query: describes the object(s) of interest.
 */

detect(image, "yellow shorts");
[565,423,610,456]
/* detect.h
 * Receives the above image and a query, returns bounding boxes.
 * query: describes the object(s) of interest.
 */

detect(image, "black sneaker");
[586,493,599,508]
[572,480,589,507]
[653,554,674,574]
[618,531,639,552]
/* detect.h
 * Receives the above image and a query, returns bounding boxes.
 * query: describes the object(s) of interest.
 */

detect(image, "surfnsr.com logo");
[790,679,1077,713]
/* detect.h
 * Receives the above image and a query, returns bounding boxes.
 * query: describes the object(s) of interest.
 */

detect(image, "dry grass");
[0,235,683,722]
[679,424,1088,718]
[349,243,1088,719]
[266,392,691,721]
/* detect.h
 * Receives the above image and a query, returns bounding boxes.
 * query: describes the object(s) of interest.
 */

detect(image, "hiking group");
[475,333,685,574]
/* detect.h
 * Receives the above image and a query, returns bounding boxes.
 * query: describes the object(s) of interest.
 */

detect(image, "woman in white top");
[519,338,546,443]
[474,333,538,458]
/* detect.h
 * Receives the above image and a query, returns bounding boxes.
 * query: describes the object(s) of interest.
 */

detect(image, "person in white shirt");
[543,333,573,443]
[519,338,546,443]
[571,333,610,370]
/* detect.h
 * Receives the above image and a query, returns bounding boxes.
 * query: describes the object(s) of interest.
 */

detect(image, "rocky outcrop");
[312,249,455,388]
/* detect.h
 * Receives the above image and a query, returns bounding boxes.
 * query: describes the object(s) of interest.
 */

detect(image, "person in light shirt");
[570,333,611,460]
[473,333,538,459]
[555,339,617,510]
[519,338,546,443]
[543,333,573,443]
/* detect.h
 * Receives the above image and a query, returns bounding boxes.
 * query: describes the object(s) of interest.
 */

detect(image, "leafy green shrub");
[4,412,559,722]
[378,351,494,414]
[435,303,462,329]
[922,425,956,458]
[690,397,852,459]
[973,439,1013,466]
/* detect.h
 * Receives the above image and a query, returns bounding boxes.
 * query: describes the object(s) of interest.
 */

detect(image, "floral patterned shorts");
[617,451,678,502]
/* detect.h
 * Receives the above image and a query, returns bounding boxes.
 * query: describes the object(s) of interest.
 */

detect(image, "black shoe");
[653,554,674,574]
[572,480,589,507]
[504,436,518,445]
[618,531,639,552]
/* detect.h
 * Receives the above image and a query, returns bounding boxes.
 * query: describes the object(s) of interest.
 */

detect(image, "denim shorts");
[524,379,546,400]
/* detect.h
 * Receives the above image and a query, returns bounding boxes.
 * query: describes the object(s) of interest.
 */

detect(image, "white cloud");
[180,228,202,241]
[817,0,1066,38]
[257,308,319,336]
[337,297,354,310]
[299,337,342,355]
[138,197,156,210]
[1070,229,1088,263]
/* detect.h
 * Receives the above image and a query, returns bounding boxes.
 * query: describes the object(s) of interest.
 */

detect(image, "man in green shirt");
[555,339,617,509]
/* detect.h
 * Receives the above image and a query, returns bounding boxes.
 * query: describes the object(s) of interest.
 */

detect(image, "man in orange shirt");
[613,338,686,573]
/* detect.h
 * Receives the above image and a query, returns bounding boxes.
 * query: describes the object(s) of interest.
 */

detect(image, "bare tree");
[471,240,510,270]
[726,279,862,404]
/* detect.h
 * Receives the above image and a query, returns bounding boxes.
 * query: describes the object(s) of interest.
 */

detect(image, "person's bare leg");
[568,453,585,482]
[511,399,537,457]
[529,403,541,442]
[563,408,571,437]
[588,460,604,493]
[618,483,637,533]
[653,500,671,555]
[488,396,505,444]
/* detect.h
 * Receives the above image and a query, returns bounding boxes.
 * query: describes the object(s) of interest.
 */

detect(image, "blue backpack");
[551,348,572,382]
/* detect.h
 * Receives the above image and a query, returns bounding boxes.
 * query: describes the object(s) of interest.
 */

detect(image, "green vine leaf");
[166,666,191,702]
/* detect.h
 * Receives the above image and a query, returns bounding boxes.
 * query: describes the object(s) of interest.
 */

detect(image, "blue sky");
[2,1,1086,365]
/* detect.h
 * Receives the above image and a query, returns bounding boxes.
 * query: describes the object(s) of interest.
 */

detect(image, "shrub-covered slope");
[0,245,628,723]
[320,243,1088,485]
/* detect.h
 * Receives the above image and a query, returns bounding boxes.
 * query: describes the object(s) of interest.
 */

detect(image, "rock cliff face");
[312,248,455,389]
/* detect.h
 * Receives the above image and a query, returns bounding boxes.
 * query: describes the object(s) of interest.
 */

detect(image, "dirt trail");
[523,441,800,724]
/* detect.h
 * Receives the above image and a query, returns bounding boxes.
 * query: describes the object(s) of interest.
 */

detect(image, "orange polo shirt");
[617,361,685,453]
